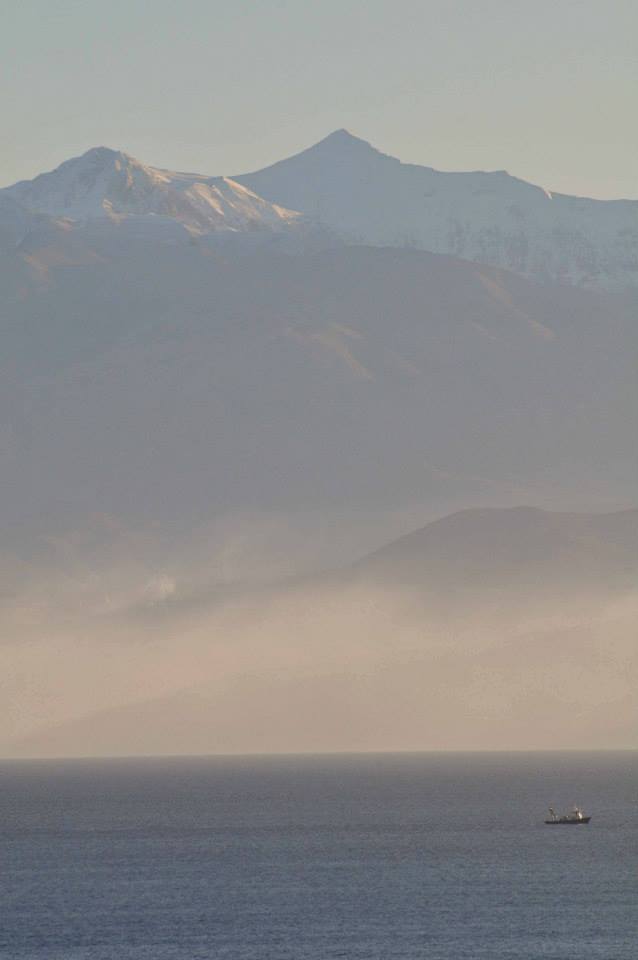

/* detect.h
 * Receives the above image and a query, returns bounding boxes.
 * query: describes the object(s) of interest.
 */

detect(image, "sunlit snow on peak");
[2,148,302,234]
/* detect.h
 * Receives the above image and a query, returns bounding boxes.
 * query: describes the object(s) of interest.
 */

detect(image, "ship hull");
[545,817,591,824]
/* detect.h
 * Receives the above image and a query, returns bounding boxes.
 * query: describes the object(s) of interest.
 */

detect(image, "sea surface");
[1,752,636,959]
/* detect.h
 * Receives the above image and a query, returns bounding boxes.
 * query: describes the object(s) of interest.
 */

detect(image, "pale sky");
[2,0,636,198]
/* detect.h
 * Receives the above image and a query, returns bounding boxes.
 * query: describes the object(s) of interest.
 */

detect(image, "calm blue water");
[1,752,636,959]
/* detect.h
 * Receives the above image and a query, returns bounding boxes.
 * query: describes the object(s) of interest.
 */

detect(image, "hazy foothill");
[1,131,636,757]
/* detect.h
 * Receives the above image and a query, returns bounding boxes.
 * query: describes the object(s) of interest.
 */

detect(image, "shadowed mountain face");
[3,507,636,757]
[0,195,37,250]
[0,223,636,541]
[238,130,638,289]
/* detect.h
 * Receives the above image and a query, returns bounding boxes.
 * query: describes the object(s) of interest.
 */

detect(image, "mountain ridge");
[3,131,637,287]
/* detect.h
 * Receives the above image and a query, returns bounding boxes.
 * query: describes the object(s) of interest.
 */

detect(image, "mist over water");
[2,508,636,757]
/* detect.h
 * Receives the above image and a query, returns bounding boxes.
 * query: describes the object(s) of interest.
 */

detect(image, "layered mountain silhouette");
[1,133,636,755]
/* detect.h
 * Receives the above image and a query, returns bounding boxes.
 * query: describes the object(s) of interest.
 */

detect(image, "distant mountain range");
[2,132,636,757]
[0,132,636,579]
[3,130,637,287]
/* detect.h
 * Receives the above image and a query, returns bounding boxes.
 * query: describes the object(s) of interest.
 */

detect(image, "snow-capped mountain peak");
[75,145,138,165]
[3,147,302,234]
[237,131,638,288]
